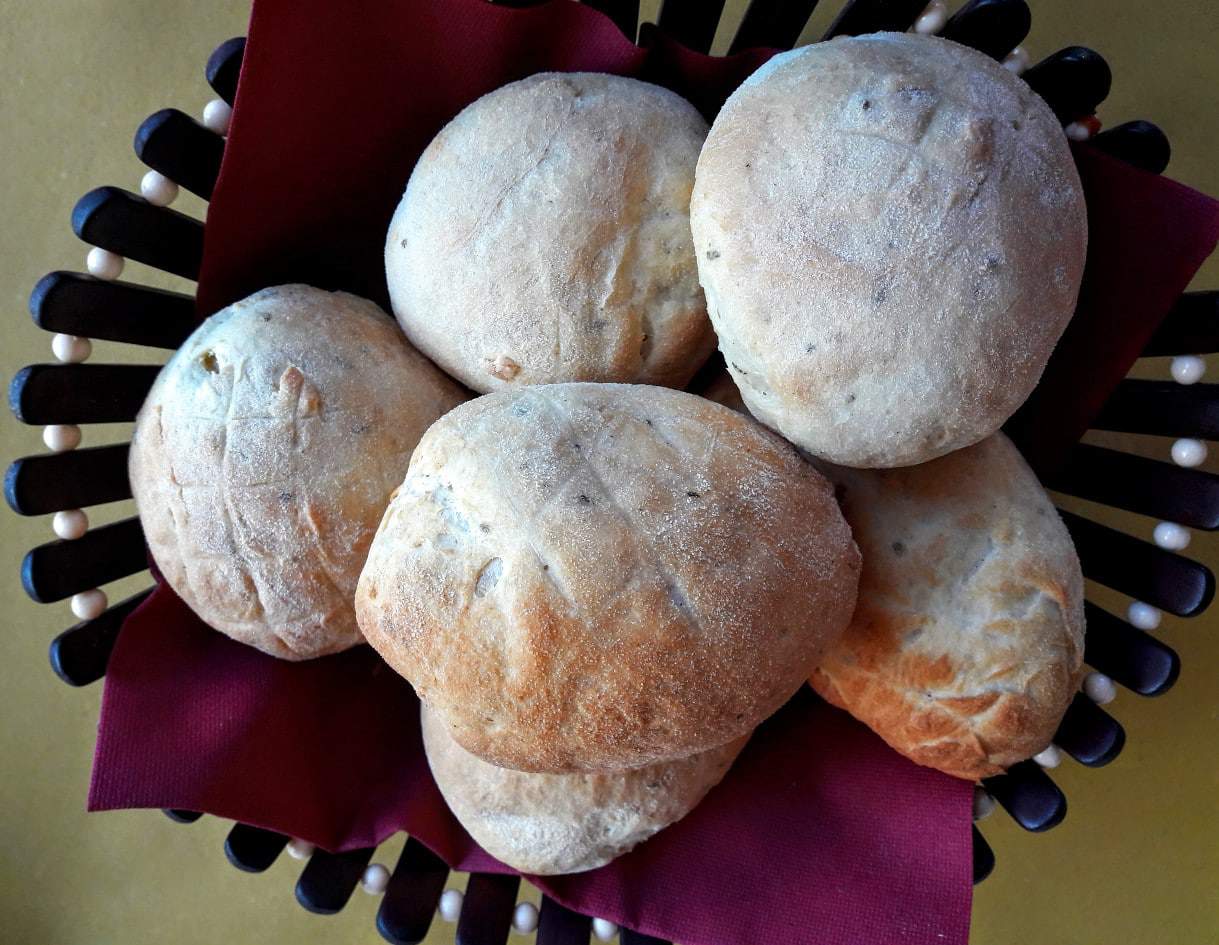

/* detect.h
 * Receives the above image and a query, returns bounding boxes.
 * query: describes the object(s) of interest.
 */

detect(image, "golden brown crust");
[809,433,1085,779]
[691,34,1087,468]
[386,72,714,394]
[129,285,467,660]
[357,383,860,771]
[421,704,746,874]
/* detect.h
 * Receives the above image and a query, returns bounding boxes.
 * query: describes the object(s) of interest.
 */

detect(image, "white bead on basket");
[1170,355,1206,385]
[913,0,947,35]
[1002,45,1031,74]
[512,901,539,934]
[1153,521,1191,551]
[438,888,463,923]
[53,509,89,541]
[140,169,180,207]
[1084,672,1118,705]
[85,246,124,280]
[202,98,233,136]
[70,588,108,621]
[1127,601,1162,631]
[1032,745,1062,769]
[285,838,315,860]
[1152,356,1204,560]
[360,863,390,895]
[1065,120,1093,142]
[51,333,92,364]
[43,424,81,452]
[1171,438,1207,468]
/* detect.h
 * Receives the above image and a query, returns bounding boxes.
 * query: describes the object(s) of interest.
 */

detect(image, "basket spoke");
[49,588,152,686]
[971,825,995,884]
[657,0,727,53]
[72,186,204,281]
[1142,291,1218,356]
[620,928,672,945]
[1054,693,1126,767]
[6,444,132,515]
[1090,120,1171,174]
[21,516,147,603]
[456,872,520,945]
[537,896,592,945]
[583,0,640,40]
[1093,379,1219,439]
[10,363,160,425]
[134,109,225,200]
[939,0,1030,61]
[30,271,197,350]
[206,37,246,106]
[1059,509,1214,617]
[1083,601,1180,696]
[1048,444,1219,530]
[823,0,926,39]
[729,0,819,53]
[225,823,290,873]
[982,760,1067,832]
[377,837,450,945]
[1022,46,1112,123]
[295,846,376,915]
[163,809,203,824]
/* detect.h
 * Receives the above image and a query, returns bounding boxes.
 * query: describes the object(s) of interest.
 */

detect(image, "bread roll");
[691,33,1087,468]
[809,433,1085,779]
[422,704,745,874]
[357,383,860,771]
[386,72,714,393]
[129,285,467,660]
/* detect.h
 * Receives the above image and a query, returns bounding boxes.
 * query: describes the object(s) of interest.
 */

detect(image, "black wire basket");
[7,1,1218,942]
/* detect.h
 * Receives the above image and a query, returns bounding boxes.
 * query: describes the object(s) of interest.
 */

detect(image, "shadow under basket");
[6,1,1218,942]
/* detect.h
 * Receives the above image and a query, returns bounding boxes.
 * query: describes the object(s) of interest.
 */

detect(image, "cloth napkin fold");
[89,1,1219,943]
[92,584,974,945]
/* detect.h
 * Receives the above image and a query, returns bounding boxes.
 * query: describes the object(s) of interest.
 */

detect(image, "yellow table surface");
[1,1,1216,942]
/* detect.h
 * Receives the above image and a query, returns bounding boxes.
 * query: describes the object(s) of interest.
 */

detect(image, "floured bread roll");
[357,383,860,771]
[129,285,467,660]
[422,704,746,874]
[691,33,1087,468]
[810,433,1085,779]
[386,72,714,393]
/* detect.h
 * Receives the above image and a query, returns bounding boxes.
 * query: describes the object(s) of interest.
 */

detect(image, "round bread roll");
[385,72,714,394]
[422,704,746,874]
[691,33,1087,468]
[130,285,467,660]
[357,383,860,771]
[809,433,1085,779]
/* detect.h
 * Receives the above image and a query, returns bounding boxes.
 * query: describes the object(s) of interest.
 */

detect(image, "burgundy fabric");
[1007,146,1219,475]
[92,585,973,945]
[87,1,1219,943]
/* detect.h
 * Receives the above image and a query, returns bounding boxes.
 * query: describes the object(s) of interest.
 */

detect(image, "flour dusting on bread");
[357,383,861,771]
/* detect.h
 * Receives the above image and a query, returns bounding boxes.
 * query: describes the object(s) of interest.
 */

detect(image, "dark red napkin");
[92,586,974,945]
[193,0,774,317]
[1008,147,1219,475]
[87,1,1219,944]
